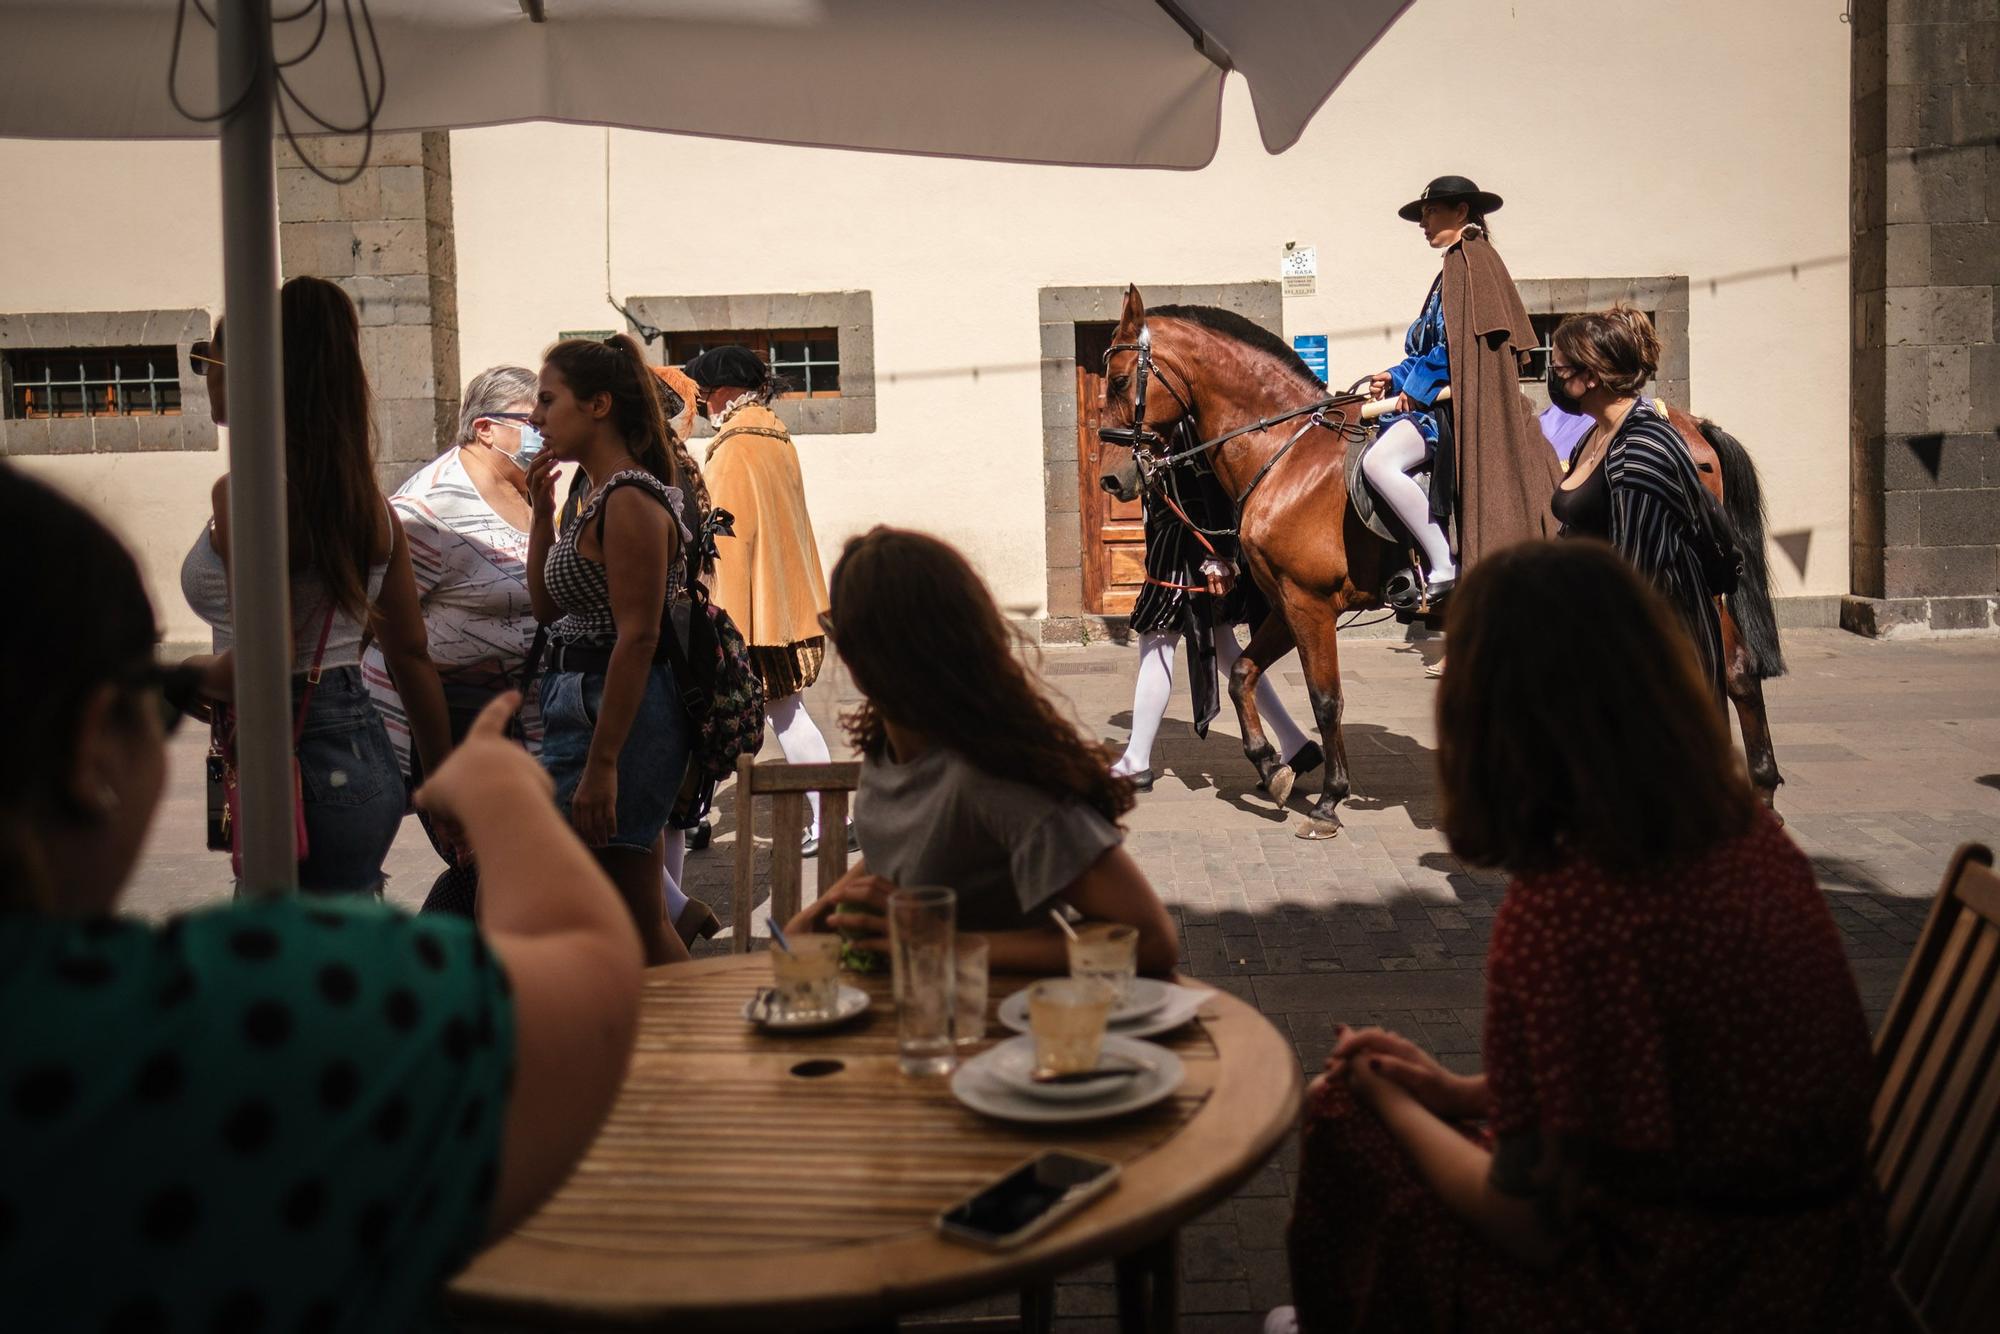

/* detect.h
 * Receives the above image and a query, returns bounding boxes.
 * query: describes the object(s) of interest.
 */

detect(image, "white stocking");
[1211,625,1311,759]
[661,830,689,921]
[768,691,831,839]
[1361,418,1455,581]
[1114,631,1179,776]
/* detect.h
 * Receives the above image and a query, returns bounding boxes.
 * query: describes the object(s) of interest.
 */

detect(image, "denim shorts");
[539,660,691,852]
[291,666,405,895]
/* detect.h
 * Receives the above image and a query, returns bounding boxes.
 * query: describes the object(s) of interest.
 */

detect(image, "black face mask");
[1547,362,1583,415]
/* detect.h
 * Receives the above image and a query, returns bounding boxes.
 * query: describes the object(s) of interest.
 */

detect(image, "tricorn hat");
[682,344,768,390]
[1398,175,1504,223]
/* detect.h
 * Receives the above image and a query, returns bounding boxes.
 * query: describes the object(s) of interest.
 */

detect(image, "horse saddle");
[1345,430,1435,545]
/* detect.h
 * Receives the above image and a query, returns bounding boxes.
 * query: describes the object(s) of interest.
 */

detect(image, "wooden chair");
[730,756,861,952]
[1869,842,2000,1334]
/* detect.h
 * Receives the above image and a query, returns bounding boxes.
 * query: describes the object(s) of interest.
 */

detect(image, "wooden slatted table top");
[451,953,1301,1331]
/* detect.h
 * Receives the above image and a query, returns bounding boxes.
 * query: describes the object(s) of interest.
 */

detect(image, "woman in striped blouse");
[1547,307,1725,703]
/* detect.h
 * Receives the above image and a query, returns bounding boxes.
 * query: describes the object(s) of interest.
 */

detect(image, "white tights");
[768,691,831,839]
[660,830,688,921]
[1361,418,1455,581]
[1112,627,1312,776]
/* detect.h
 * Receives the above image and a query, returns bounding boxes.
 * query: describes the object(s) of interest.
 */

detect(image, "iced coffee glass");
[1027,978,1113,1077]
[1066,923,1138,1005]
[770,934,843,1019]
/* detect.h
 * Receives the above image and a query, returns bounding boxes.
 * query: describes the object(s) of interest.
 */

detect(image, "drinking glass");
[889,886,958,1076]
[953,936,990,1047]
[769,934,842,1018]
[1027,978,1113,1076]
[1066,923,1139,1004]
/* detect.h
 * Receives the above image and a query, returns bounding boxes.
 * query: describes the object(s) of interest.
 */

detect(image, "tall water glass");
[889,886,958,1077]
[953,936,991,1047]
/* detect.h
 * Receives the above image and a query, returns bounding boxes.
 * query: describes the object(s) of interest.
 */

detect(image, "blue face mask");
[507,422,546,469]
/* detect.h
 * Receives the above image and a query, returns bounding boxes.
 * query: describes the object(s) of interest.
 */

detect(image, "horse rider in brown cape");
[1364,176,1563,625]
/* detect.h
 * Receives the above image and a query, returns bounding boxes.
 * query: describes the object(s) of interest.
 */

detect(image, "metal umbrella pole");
[217,0,297,895]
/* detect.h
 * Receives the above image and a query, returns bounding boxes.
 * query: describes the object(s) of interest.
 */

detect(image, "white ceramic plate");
[981,1034,1171,1103]
[741,983,871,1032]
[951,1034,1185,1124]
[998,980,1213,1040]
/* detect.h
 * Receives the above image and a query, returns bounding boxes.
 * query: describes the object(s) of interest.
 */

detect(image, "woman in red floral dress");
[1278,539,1890,1334]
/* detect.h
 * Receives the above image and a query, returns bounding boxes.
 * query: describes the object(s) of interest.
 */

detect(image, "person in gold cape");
[682,344,842,856]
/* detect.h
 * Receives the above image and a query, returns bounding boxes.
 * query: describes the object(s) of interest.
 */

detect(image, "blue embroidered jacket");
[1381,274,1449,443]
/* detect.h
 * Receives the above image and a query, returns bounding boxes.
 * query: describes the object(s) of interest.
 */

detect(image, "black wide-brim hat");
[682,344,768,390]
[1398,175,1504,222]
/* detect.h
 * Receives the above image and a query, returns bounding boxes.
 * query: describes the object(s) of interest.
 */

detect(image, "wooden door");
[1076,321,1146,614]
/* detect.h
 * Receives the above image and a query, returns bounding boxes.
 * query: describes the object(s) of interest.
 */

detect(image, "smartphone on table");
[936,1150,1120,1250]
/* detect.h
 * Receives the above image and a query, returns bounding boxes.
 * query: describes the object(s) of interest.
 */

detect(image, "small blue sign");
[1292,334,1329,385]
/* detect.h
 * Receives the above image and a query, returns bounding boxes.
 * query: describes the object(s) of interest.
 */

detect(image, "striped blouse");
[1584,400,1726,704]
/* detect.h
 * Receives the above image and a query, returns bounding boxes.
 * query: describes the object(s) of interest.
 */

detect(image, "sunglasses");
[188,341,223,374]
[120,662,209,736]
[817,610,836,640]
[1550,362,1583,380]
[482,411,533,423]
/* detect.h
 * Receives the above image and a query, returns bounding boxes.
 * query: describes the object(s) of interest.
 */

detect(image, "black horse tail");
[1702,419,1787,680]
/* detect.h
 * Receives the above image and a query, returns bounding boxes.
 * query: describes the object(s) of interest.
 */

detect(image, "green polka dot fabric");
[0,895,515,1333]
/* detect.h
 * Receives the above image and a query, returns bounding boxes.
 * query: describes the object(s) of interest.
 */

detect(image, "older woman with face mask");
[361,365,549,915]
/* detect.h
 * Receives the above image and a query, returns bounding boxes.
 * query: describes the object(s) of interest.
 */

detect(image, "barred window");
[665,328,841,398]
[4,346,183,419]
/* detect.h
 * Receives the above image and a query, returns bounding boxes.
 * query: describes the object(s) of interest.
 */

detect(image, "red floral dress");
[1286,811,1892,1333]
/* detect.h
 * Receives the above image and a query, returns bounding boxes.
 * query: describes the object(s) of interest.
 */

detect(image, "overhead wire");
[167,0,388,186]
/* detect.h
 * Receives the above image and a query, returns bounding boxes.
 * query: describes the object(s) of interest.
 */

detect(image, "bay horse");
[1097,285,1786,838]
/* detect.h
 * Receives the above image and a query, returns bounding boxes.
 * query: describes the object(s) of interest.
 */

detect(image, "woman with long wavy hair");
[526,334,702,965]
[785,527,1177,976]
[180,275,454,894]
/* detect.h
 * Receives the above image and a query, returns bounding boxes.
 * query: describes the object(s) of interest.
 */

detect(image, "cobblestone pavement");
[127,629,2000,1331]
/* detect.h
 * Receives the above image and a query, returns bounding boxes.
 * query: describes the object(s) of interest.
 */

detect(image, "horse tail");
[1702,419,1787,680]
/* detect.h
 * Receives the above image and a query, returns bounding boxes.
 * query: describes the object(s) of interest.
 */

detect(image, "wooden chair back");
[1869,843,2000,1333]
[730,757,861,953]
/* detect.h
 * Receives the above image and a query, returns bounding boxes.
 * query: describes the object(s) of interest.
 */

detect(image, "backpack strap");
[591,475,709,716]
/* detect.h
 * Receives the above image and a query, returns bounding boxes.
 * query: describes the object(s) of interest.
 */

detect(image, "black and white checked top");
[544,469,691,647]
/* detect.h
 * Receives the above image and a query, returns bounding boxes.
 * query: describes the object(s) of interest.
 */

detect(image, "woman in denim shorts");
[179,277,456,895]
[526,333,704,964]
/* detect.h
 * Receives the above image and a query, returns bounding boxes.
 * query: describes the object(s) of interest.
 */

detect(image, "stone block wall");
[1848,0,2000,634]
[277,133,460,494]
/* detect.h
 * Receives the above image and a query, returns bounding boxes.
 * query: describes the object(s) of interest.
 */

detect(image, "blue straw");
[768,918,795,955]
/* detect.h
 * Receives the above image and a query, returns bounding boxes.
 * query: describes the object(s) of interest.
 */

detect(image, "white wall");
[1,139,225,644]
[454,0,1852,609]
[4,0,1852,639]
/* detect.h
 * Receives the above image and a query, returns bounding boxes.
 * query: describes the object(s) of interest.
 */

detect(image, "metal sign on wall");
[1280,243,1317,298]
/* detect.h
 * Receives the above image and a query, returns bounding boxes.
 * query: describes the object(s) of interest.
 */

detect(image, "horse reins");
[1099,321,1370,529]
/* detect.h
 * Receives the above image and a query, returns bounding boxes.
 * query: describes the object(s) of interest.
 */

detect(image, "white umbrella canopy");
[0,0,1413,167]
[0,0,1413,893]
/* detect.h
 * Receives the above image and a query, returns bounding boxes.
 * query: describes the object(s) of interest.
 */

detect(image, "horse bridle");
[1097,320,1369,511]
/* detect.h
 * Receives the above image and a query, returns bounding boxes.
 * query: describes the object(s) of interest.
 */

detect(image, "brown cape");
[1440,230,1564,566]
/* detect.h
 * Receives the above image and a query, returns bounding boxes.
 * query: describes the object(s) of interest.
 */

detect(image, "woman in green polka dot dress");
[0,465,646,1332]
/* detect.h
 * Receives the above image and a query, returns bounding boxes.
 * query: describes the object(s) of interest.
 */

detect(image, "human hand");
[1330,1024,1484,1120]
[527,453,561,524]
[569,757,619,847]
[1393,392,1413,414]
[1205,569,1235,597]
[786,868,898,952]
[413,692,552,845]
[1367,372,1393,400]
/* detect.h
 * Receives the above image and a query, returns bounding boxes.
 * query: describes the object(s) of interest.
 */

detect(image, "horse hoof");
[1266,765,1296,807]
[1295,818,1342,841]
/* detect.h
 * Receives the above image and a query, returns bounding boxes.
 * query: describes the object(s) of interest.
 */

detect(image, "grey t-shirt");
[855,746,1123,931]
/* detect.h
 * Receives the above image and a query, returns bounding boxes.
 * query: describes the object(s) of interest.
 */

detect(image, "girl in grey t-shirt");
[784,528,1177,977]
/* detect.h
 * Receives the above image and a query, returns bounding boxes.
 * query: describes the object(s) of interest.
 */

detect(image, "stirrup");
[1418,575,1455,611]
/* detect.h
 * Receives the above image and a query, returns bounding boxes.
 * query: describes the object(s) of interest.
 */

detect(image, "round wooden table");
[450,953,1302,1331]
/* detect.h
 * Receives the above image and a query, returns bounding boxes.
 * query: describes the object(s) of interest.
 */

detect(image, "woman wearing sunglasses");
[179,276,455,895]
[0,461,647,1333]
[359,365,551,916]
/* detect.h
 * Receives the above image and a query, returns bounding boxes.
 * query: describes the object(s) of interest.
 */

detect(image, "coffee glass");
[770,933,843,1018]
[1027,978,1113,1076]
[1066,923,1139,1004]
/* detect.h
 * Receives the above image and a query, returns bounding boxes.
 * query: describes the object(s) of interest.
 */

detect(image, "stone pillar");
[276,132,460,494]
[1846,0,2000,636]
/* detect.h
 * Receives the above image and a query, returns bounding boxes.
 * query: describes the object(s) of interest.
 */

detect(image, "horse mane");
[1150,304,1323,392]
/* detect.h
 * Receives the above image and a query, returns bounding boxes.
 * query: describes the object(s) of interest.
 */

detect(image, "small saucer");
[742,983,871,1032]
[983,1036,1162,1103]
[952,1035,1185,1124]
